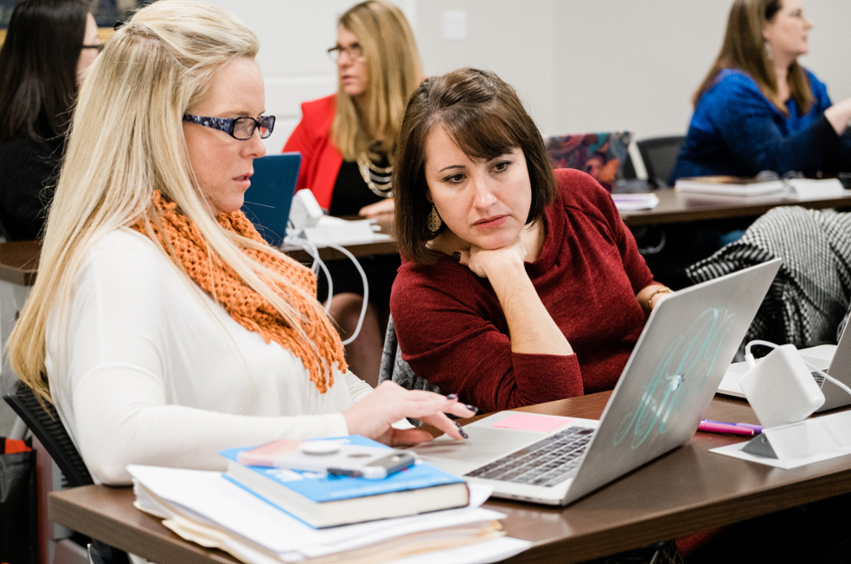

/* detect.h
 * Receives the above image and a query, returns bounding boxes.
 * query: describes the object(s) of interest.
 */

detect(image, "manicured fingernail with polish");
[455,421,469,439]
[452,252,461,263]
[465,404,479,413]
[446,393,457,400]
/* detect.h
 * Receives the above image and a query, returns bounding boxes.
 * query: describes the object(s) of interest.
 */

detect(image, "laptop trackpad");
[413,425,545,476]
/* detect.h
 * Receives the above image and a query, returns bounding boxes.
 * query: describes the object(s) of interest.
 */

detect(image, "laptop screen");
[545,131,632,191]
[241,152,301,247]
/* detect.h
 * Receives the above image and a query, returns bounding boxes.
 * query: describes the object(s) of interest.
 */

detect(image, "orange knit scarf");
[133,191,347,393]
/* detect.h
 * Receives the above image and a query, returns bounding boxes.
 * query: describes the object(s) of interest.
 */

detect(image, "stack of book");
[675,175,847,198]
[221,436,471,528]
[674,175,787,196]
[128,437,531,564]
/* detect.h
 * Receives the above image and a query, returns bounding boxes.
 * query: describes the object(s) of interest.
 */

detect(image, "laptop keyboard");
[464,425,595,487]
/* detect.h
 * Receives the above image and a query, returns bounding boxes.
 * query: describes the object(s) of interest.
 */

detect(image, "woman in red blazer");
[284,1,423,385]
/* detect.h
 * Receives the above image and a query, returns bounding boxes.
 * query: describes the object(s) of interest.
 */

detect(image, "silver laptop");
[718,318,851,412]
[413,259,781,506]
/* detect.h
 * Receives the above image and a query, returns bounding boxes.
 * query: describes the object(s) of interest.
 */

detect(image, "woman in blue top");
[671,0,851,184]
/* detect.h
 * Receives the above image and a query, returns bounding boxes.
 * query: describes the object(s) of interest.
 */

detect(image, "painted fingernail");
[455,421,469,439]
[465,404,479,413]
[446,393,458,400]
[452,252,461,263]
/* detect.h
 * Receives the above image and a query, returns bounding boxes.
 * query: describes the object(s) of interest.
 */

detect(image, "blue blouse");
[670,68,851,184]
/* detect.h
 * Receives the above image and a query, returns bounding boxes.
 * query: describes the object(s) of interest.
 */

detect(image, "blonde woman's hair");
[693,0,813,115]
[331,0,423,162]
[9,0,329,403]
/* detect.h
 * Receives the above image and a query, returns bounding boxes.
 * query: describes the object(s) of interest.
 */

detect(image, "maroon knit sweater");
[390,169,655,413]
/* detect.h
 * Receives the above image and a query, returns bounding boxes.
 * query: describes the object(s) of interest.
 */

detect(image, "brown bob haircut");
[394,68,557,265]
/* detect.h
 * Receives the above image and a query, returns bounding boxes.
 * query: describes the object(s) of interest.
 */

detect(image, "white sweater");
[45,229,372,485]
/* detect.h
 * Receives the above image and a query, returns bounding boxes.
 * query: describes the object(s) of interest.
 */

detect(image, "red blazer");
[283,95,343,210]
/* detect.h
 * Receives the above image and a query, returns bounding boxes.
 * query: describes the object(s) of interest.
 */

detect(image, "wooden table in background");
[0,228,397,284]
[49,393,851,564]
[619,188,851,227]
[5,190,851,280]
[281,237,397,263]
[0,240,40,286]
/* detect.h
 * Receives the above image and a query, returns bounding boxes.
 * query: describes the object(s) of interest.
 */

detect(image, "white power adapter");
[289,189,325,234]
[739,344,825,428]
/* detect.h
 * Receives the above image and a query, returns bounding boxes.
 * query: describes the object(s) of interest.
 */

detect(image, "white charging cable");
[744,339,851,399]
[283,230,370,346]
[286,232,334,313]
[325,243,369,346]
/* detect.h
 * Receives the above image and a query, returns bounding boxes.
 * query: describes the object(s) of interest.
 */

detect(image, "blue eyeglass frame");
[182,114,276,140]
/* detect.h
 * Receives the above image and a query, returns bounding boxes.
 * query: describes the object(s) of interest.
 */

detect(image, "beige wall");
[4,1,848,157]
[202,0,851,176]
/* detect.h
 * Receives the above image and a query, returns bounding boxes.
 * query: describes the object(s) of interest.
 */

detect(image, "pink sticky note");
[491,413,574,433]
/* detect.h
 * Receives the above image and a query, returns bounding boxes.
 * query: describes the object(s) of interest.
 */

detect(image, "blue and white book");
[221,436,470,528]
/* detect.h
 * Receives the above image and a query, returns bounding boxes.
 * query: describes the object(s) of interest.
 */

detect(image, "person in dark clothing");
[0,0,100,240]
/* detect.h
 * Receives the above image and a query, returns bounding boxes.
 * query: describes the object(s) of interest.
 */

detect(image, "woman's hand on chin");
[455,237,527,279]
[343,381,476,446]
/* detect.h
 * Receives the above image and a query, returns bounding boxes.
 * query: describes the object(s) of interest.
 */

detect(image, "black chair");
[636,135,686,188]
[3,381,130,564]
[378,315,440,394]
[620,152,637,180]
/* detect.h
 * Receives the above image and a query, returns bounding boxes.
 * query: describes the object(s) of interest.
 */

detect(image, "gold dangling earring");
[427,204,442,232]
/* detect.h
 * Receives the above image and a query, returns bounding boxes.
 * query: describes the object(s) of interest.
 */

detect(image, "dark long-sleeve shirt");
[0,135,63,240]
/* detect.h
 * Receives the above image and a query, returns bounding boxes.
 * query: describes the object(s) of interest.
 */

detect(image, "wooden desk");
[281,214,398,262]
[6,190,851,281]
[282,237,397,263]
[619,189,851,227]
[0,223,398,286]
[0,240,40,286]
[48,393,851,564]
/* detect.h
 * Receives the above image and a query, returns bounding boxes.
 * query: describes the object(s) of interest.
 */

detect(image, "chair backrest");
[4,382,132,564]
[636,135,686,188]
[3,381,93,487]
[378,316,442,394]
[620,152,637,180]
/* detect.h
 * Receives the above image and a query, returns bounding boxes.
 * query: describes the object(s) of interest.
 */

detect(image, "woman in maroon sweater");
[390,68,671,413]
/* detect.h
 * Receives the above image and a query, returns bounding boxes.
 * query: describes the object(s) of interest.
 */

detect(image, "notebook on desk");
[414,259,781,506]
[241,152,301,247]
[718,320,851,412]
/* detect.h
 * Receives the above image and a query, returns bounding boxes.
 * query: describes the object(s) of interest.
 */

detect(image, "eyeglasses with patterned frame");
[182,114,276,140]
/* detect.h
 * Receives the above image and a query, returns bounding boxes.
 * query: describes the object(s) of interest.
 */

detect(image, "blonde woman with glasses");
[284,0,424,387]
[7,0,471,486]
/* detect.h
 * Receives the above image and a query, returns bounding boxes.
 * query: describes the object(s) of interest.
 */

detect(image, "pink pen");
[704,420,763,434]
[697,421,755,436]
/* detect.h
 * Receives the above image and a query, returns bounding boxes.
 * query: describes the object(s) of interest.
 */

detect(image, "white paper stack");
[302,216,392,246]
[786,178,846,200]
[127,465,531,564]
[612,193,660,211]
